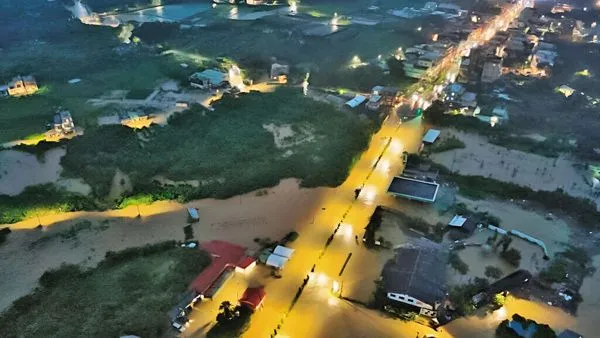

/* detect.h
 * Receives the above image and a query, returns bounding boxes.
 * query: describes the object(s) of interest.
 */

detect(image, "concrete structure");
[382,238,447,317]
[481,59,503,83]
[6,75,38,97]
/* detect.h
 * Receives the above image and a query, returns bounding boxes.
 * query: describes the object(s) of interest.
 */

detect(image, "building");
[190,240,256,299]
[270,63,289,83]
[189,69,228,89]
[238,286,267,311]
[558,329,584,338]
[475,105,509,126]
[387,176,440,203]
[6,75,38,97]
[52,111,75,134]
[381,238,447,316]
[370,86,401,108]
[481,58,503,83]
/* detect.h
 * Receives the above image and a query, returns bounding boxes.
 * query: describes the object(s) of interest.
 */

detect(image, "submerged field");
[60,88,372,200]
[0,242,210,338]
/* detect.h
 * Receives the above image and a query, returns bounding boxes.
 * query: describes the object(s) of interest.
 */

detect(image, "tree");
[216,301,239,323]
[501,248,522,266]
[485,266,503,279]
[501,236,513,253]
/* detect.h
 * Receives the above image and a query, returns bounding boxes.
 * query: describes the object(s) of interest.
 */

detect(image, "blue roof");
[508,320,538,338]
[423,129,441,144]
[194,69,227,85]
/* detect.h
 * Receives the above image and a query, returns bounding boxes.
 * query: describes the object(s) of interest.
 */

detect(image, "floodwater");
[0,148,91,196]
[572,255,600,335]
[430,129,599,208]
[0,179,326,312]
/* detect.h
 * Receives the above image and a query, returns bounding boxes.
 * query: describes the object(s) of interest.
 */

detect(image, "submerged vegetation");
[61,88,371,198]
[0,242,211,337]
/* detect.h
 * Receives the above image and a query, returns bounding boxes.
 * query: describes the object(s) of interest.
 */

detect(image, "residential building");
[481,58,503,83]
[7,75,38,97]
[190,240,256,299]
[52,110,75,134]
[189,69,228,89]
[381,238,447,316]
[270,63,289,83]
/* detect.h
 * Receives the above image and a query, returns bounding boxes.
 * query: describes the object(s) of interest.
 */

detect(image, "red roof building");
[191,240,255,297]
[239,286,266,311]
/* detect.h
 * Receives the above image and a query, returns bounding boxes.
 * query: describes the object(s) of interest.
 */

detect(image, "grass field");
[0,241,211,338]
[60,87,372,199]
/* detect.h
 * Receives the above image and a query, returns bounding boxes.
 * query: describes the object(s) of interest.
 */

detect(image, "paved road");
[185,2,528,337]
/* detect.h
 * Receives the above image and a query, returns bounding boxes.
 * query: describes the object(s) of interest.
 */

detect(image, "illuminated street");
[237,2,529,337]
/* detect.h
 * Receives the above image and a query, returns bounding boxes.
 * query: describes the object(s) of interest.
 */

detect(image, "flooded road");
[0,179,326,312]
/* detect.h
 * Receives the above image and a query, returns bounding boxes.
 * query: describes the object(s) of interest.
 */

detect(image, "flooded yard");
[430,130,598,207]
[0,148,91,196]
[0,179,326,312]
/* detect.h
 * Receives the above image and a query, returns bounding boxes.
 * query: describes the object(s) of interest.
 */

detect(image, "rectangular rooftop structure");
[422,129,441,144]
[387,176,439,203]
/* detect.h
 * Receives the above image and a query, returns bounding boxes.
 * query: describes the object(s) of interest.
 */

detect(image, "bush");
[449,251,469,275]
[501,248,522,266]
[39,264,84,288]
[427,135,466,153]
[446,174,600,228]
[485,266,503,279]
[0,227,11,245]
[0,184,101,224]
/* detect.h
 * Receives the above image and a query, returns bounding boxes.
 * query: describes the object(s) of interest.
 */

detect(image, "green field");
[0,242,211,338]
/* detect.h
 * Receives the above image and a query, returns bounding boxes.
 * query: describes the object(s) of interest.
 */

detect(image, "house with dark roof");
[558,329,583,338]
[381,238,447,317]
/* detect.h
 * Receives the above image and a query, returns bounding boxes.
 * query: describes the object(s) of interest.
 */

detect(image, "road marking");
[339,252,353,276]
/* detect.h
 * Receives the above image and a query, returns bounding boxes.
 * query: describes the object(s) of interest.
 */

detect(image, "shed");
[266,254,288,269]
[345,95,367,108]
[273,245,294,258]
[239,286,266,311]
[448,215,467,228]
[187,208,199,222]
[422,129,441,144]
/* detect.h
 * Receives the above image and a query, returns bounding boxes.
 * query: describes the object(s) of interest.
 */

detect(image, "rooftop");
[387,176,439,203]
[382,238,447,305]
[191,240,252,295]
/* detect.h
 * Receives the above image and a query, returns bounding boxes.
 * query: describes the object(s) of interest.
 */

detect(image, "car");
[171,316,190,333]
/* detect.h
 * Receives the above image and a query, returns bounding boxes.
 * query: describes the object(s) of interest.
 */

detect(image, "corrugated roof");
[382,238,447,305]
[239,286,266,311]
[191,240,248,295]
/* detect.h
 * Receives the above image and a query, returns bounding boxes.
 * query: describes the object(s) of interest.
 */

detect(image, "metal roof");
[423,129,441,144]
[382,238,447,305]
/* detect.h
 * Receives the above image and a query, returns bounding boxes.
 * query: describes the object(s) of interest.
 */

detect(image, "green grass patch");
[61,88,372,200]
[0,241,211,338]
[0,184,101,224]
